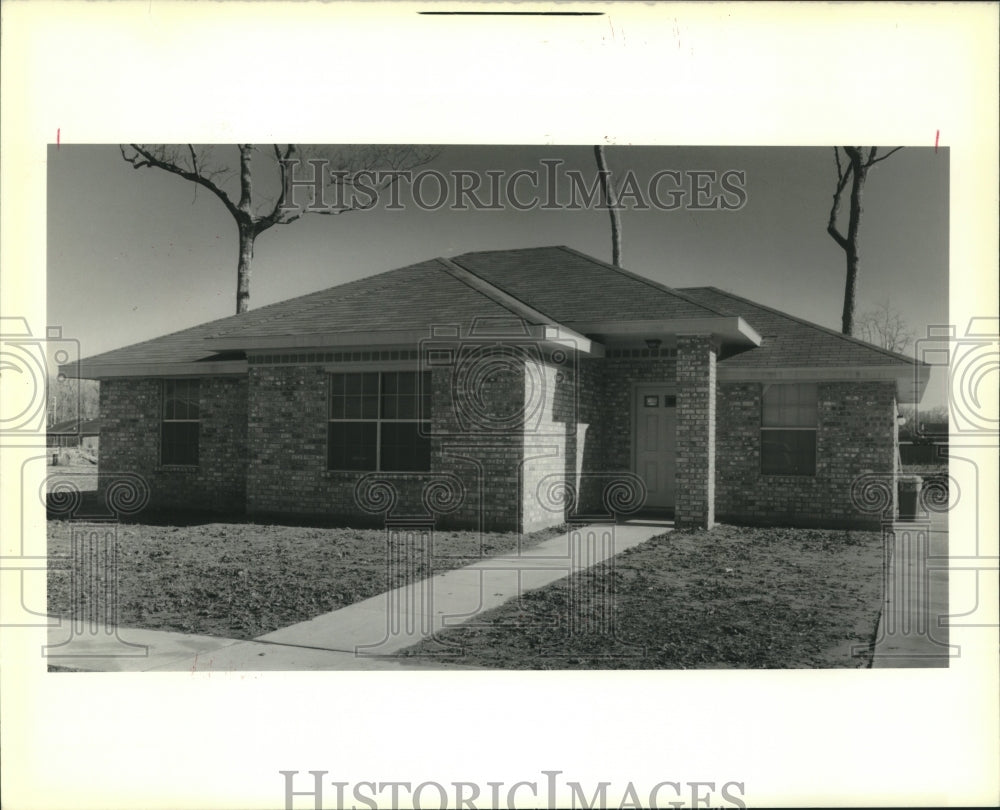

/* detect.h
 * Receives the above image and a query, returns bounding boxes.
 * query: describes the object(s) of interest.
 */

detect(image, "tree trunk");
[235,145,255,315]
[840,156,869,336]
[593,145,623,267]
[841,246,860,336]
[236,223,254,314]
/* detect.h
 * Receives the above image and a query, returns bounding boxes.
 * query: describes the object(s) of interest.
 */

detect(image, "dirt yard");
[46,520,565,639]
[398,524,886,669]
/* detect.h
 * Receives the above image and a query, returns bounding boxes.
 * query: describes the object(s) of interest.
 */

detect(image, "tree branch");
[257,144,299,231]
[827,147,853,249]
[121,144,241,220]
[868,146,904,166]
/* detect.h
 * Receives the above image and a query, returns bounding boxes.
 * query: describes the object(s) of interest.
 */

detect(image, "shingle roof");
[72,248,920,373]
[210,258,549,339]
[76,258,548,367]
[74,312,247,367]
[451,246,724,323]
[678,287,921,368]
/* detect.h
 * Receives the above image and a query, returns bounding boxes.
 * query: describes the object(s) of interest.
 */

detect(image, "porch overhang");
[569,316,762,348]
[63,359,249,379]
[202,324,603,357]
[716,363,931,404]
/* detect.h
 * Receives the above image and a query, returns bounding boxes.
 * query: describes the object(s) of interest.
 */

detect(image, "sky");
[47,144,949,405]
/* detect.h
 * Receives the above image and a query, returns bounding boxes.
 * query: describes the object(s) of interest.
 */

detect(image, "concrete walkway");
[871,513,952,668]
[45,522,666,672]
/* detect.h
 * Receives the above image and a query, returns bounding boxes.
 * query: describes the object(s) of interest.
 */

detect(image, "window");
[161,379,200,465]
[328,371,431,471]
[760,383,817,475]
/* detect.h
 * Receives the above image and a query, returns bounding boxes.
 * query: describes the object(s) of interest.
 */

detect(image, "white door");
[634,385,677,509]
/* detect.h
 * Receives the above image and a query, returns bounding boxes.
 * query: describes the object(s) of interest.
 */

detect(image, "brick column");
[675,335,716,529]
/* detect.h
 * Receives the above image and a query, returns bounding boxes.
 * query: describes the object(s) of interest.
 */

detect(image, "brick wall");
[715,380,898,528]
[675,336,717,529]
[435,352,524,531]
[99,376,248,513]
[246,360,525,531]
[520,357,578,533]
[97,359,901,532]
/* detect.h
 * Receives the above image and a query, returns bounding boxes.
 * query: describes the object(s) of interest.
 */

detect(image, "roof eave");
[204,324,602,356]
[64,360,249,380]
[716,363,931,403]
[569,316,762,347]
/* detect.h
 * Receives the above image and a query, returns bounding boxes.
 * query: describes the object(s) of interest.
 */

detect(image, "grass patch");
[46,521,566,640]
[398,524,885,669]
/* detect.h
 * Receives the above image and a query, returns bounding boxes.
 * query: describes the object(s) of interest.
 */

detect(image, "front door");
[634,385,677,509]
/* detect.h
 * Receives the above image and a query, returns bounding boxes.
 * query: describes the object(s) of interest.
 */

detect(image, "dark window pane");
[163,379,200,420]
[330,374,345,396]
[380,422,431,471]
[362,395,379,419]
[397,396,417,419]
[762,398,781,427]
[329,397,344,419]
[344,397,362,419]
[381,422,403,444]
[345,374,363,395]
[328,422,377,471]
[762,383,817,428]
[761,430,816,476]
[397,372,415,394]
[161,422,199,466]
[362,372,379,394]
[382,398,397,419]
[383,372,398,394]
[412,428,431,470]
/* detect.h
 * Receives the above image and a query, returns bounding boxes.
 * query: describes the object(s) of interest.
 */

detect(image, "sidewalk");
[871,513,951,668]
[45,522,667,672]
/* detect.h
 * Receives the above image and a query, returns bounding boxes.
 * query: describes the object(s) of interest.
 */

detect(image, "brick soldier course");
[71,246,929,531]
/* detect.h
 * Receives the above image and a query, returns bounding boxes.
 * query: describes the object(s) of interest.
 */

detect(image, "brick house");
[66,246,929,531]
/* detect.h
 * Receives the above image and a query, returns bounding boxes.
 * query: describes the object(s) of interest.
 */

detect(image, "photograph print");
[44,143,950,672]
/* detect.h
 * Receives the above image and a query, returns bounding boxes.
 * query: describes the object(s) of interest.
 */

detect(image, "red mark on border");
[934,129,939,152]
[57,128,60,149]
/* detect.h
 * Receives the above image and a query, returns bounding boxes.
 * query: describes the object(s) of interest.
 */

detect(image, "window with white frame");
[760,383,817,476]
[327,371,431,471]
[161,379,200,465]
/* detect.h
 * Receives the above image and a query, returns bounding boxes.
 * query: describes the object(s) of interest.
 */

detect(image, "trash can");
[897,475,923,521]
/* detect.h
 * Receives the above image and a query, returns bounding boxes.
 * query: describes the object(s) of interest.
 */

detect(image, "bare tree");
[48,377,99,424]
[121,145,438,313]
[593,144,623,267]
[826,146,903,336]
[857,299,914,354]
[898,403,948,443]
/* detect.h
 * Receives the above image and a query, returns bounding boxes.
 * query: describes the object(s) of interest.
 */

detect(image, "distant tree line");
[47,377,99,425]
[898,404,949,444]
